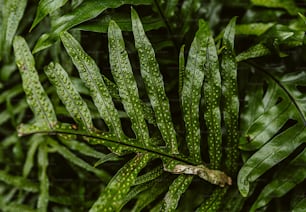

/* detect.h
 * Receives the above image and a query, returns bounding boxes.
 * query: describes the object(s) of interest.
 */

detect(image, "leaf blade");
[13,36,57,128]
[250,148,306,211]
[132,8,178,154]
[108,20,150,147]
[89,154,151,211]
[30,0,68,31]
[44,62,93,131]
[238,124,306,197]
[220,17,240,174]
[33,0,152,52]
[181,20,208,163]
[60,31,125,141]
[160,175,193,212]
[202,20,222,169]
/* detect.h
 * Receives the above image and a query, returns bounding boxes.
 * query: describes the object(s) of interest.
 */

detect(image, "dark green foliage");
[1,0,306,211]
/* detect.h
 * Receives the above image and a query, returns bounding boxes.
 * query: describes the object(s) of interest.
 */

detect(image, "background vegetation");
[0,0,306,211]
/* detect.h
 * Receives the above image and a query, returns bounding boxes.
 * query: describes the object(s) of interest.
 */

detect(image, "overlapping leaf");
[33,0,152,53]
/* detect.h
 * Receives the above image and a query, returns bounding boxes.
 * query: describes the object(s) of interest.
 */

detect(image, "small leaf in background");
[178,44,185,101]
[0,170,38,192]
[236,43,271,62]
[23,135,44,178]
[77,13,164,33]
[48,138,111,181]
[37,142,49,212]
[236,23,274,36]
[30,0,68,31]
[132,8,178,154]
[33,0,152,53]
[13,36,57,128]
[0,0,27,61]
[251,0,301,15]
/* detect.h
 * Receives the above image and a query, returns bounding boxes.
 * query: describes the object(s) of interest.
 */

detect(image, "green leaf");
[240,71,306,151]
[89,153,151,212]
[47,138,111,181]
[236,43,271,62]
[23,135,44,178]
[2,203,36,212]
[178,45,185,101]
[77,13,164,33]
[292,197,306,212]
[30,0,68,31]
[44,62,93,131]
[0,170,38,192]
[121,180,155,209]
[251,0,300,15]
[202,20,222,169]
[60,31,125,143]
[132,8,178,154]
[0,0,27,60]
[108,20,150,147]
[131,175,172,212]
[160,175,193,211]
[181,20,208,163]
[37,142,49,212]
[33,0,152,53]
[240,100,293,151]
[238,124,306,197]
[280,71,306,124]
[250,148,306,211]
[220,17,239,175]
[60,139,117,160]
[93,153,121,167]
[236,23,274,36]
[134,165,164,185]
[13,36,57,128]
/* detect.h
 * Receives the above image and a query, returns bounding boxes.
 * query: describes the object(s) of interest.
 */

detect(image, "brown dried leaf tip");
[172,164,232,187]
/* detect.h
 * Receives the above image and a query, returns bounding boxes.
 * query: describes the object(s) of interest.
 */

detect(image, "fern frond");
[14,8,234,212]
